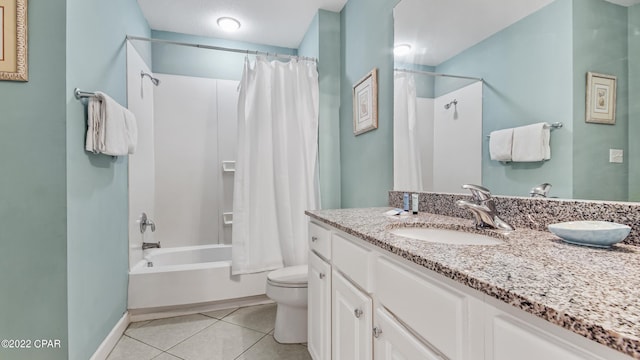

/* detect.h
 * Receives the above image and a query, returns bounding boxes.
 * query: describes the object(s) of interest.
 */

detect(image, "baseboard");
[90,312,130,360]
[129,295,273,322]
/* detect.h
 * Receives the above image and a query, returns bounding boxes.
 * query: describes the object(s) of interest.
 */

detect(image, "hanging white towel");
[489,128,513,162]
[511,122,550,162]
[85,92,138,156]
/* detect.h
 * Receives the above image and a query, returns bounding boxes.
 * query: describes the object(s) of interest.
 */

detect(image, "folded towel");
[489,128,513,161]
[85,92,138,156]
[512,122,550,162]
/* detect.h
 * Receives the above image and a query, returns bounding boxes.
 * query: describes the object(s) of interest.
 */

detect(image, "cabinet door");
[332,270,373,360]
[486,306,604,360]
[308,252,331,360]
[374,307,444,360]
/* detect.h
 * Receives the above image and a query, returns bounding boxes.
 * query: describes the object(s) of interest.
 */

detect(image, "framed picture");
[0,0,28,81]
[353,68,378,135]
[586,72,616,124]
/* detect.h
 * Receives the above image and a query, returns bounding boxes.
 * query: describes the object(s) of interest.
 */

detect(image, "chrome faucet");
[142,241,161,250]
[139,212,160,250]
[456,184,514,231]
[530,183,552,198]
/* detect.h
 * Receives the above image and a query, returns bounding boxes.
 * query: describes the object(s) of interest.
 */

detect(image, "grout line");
[122,334,168,353]
[218,318,275,335]
[162,318,221,354]
[233,332,270,360]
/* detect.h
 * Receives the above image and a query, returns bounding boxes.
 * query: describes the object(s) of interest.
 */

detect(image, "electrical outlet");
[609,149,623,163]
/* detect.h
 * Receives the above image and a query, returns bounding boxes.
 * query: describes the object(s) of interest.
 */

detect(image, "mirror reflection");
[393,0,640,202]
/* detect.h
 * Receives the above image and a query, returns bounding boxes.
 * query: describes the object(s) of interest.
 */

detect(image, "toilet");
[266,265,308,344]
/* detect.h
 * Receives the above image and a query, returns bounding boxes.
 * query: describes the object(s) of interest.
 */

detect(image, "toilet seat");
[267,265,308,288]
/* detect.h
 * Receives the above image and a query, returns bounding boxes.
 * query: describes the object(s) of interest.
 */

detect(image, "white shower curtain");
[393,72,424,190]
[232,57,320,275]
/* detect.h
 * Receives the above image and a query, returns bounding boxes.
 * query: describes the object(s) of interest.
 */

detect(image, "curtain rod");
[394,68,483,82]
[126,35,317,63]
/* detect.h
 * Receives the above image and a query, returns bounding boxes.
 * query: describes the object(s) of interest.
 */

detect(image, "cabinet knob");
[373,326,383,338]
[319,273,326,279]
[354,308,363,318]
[311,236,318,242]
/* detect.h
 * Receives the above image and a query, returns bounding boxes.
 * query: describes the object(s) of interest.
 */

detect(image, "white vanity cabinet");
[375,257,484,360]
[373,307,444,360]
[483,297,629,360]
[307,221,332,360]
[308,251,331,360]
[332,270,373,360]
[307,219,633,360]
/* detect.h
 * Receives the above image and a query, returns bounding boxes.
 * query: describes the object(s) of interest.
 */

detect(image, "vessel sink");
[389,227,504,246]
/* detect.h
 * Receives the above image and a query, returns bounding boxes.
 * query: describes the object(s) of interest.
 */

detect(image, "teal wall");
[436,0,574,198]
[629,4,640,201]
[300,10,342,209]
[340,0,399,207]
[572,0,629,201]
[0,1,68,359]
[150,30,296,81]
[66,1,150,359]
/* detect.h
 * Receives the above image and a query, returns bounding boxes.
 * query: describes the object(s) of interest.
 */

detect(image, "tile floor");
[106,303,311,360]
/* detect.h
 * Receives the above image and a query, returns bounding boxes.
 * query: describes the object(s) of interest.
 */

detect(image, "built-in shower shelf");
[223,212,233,225]
[222,161,236,172]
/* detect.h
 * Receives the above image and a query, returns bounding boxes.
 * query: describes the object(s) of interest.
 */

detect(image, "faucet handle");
[462,184,492,202]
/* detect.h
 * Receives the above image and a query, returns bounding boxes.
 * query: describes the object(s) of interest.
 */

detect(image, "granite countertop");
[306,207,640,359]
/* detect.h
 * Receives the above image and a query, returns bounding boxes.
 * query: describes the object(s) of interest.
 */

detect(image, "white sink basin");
[389,227,504,246]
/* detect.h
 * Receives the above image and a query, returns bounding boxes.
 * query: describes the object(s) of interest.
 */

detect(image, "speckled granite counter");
[306,208,640,359]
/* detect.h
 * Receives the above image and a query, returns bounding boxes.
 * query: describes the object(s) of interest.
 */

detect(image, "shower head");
[444,99,458,110]
[141,71,160,86]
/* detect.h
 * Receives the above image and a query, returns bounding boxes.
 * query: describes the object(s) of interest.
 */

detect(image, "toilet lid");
[267,265,308,286]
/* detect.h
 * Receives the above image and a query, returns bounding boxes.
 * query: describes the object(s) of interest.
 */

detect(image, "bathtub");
[128,244,267,310]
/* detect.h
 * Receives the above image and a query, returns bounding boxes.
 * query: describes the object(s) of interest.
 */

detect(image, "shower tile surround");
[306,193,640,358]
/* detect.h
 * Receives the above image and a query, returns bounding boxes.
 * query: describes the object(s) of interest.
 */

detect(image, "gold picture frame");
[353,68,378,135]
[586,72,616,125]
[0,0,28,81]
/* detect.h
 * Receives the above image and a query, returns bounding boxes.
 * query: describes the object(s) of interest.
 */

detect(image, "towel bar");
[74,88,97,99]
[486,122,562,139]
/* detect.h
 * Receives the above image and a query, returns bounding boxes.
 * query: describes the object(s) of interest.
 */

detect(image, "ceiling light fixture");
[394,44,412,56]
[217,17,241,32]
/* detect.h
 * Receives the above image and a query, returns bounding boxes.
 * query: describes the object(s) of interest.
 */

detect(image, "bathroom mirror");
[393,0,640,202]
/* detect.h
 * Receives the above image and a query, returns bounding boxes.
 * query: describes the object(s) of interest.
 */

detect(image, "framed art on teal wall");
[353,68,378,135]
[0,0,28,81]
[586,72,616,125]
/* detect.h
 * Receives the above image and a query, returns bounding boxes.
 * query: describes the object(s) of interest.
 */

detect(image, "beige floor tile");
[127,320,152,330]
[152,352,183,360]
[167,320,264,360]
[125,314,217,351]
[106,336,162,360]
[235,335,311,360]
[221,303,276,333]
[201,307,238,319]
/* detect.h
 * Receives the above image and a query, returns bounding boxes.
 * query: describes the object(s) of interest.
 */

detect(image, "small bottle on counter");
[403,193,410,211]
[412,193,419,214]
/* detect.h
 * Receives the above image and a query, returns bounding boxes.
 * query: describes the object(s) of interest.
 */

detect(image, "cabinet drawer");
[332,233,372,292]
[375,257,483,360]
[309,221,331,260]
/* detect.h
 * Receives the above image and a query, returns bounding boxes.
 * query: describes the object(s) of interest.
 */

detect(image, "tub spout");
[142,241,161,250]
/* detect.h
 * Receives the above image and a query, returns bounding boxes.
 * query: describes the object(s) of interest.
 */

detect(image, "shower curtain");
[394,72,424,190]
[232,57,320,275]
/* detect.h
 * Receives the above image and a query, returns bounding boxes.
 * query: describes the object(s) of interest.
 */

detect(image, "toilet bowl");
[266,265,308,344]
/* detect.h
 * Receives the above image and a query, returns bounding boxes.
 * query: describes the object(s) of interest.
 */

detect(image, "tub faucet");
[456,184,514,231]
[142,241,161,250]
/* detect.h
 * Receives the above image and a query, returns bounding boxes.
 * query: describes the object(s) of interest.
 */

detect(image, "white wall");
[432,81,483,193]
[127,41,156,269]
[153,74,238,248]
